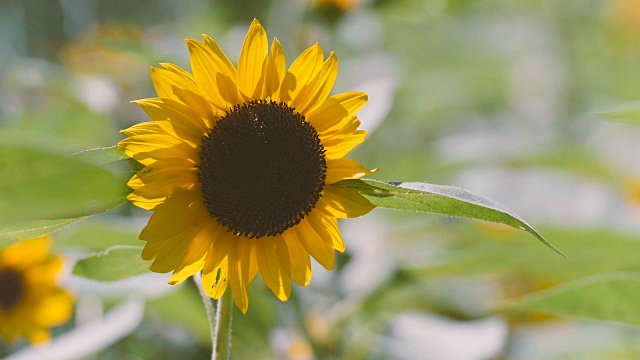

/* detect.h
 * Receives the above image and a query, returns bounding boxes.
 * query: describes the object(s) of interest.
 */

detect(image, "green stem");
[194,273,216,359]
[213,290,234,360]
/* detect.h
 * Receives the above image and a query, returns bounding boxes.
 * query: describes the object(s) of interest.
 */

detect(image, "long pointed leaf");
[335,179,563,256]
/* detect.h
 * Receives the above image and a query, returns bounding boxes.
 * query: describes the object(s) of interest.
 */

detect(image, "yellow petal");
[207,228,233,270]
[120,119,165,136]
[256,236,291,301]
[25,327,50,344]
[150,66,199,100]
[128,158,197,206]
[0,236,50,268]
[237,19,268,100]
[325,158,377,184]
[264,38,286,99]
[168,256,205,285]
[140,190,207,242]
[128,157,196,189]
[32,288,73,325]
[168,224,217,285]
[118,133,197,166]
[322,129,367,160]
[158,63,218,123]
[291,52,338,115]
[149,238,189,273]
[187,39,238,109]
[141,238,169,260]
[318,185,375,218]
[134,98,207,141]
[293,218,335,270]
[26,257,63,285]
[229,238,253,313]
[273,237,292,290]
[307,92,368,135]
[248,242,259,283]
[278,43,324,103]
[310,211,345,253]
[281,231,312,286]
[150,224,203,273]
[0,315,20,342]
[202,256,229,299]
[202,35,237,81]
[127,192,164,211]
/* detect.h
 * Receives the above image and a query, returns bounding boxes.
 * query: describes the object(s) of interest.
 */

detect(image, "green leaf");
[72,146,131,164]
[335,179,563,256]
[53,218,142,252]
[0,144,129,225]
[146,284,211,344]
[509,273,640,325]
[73,245,150,281]
[416,227,640,281]
[599,101,640,125]
[72,145,144,177]
[0,217,87,249]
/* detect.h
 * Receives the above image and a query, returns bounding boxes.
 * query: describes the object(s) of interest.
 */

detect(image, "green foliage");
[0,144,128,225]
[336,179,563,255]
[0,217,86,248]
[509,273,640,325]
[53,218,142,252]
[73,245,150,281]
[146,284,211,344]
[418,227,640,282]
[0,146,141,247]
[599,101,640,125]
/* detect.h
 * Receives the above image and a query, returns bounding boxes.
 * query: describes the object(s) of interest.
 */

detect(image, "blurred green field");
[3,0,640,359]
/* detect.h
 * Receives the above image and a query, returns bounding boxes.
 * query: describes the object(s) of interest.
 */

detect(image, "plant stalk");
[213,290,233,360]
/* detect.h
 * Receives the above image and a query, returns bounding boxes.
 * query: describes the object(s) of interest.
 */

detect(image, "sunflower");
[0,236,73,343]
[119,19,376,313]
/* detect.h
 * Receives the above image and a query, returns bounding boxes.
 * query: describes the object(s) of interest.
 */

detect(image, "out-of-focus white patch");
[588,121,640,171]
[338,54,399,135]
[453,167,621,228]
[356,76,398,133]
[434,115,554,163]
[340,212,395,300]
[9,60,48,87]
[339,10,382,50]
[66,271,174,300]
[222,24,248,64]
[7,298,145,360]
[508,52,567,128]
[426,276,505,318]
[143,26,190,65]
[270,327,314,360]
[506,321,640,360]
[75,75,119,113]
[383,313,508,360]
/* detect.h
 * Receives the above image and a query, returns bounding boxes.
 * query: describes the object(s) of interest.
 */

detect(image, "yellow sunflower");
[0,236,73,343]
[119,19,376,313]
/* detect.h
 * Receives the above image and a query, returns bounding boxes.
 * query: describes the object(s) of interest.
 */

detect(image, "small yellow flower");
[119,19,376,313]
[0,236,73,343]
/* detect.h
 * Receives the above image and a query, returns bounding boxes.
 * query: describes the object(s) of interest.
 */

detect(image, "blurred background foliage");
[2,0,640,359]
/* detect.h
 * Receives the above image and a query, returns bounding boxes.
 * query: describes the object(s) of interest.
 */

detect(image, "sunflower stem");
[193,273,217,359]
[213,290,234,360]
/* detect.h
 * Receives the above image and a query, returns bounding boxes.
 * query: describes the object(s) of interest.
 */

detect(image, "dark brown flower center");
[198,100,327,239]
[0,267,26,312]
